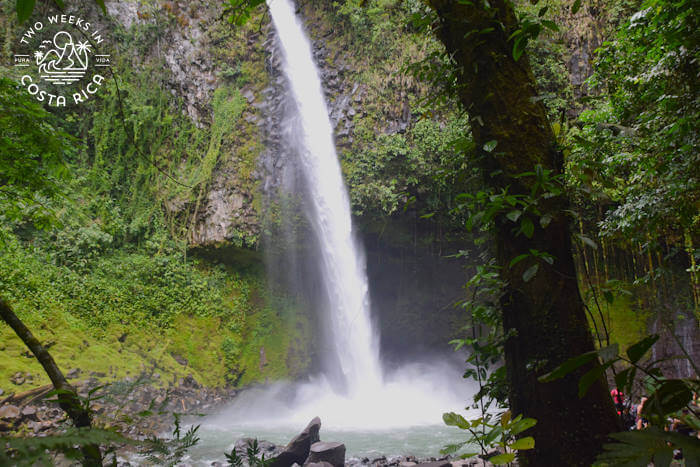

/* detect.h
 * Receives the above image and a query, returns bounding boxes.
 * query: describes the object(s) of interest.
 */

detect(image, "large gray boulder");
[306,441,345,467]
[269,417,322,467]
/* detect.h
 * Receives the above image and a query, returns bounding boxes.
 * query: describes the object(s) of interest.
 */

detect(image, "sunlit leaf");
[489,453,516,465]
[509,436,535,450]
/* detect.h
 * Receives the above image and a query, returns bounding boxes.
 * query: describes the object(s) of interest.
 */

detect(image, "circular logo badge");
[13,14,111,107]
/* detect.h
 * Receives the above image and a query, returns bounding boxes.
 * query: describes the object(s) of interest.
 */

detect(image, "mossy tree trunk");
[426,1,620,465]
[0,297,102,466]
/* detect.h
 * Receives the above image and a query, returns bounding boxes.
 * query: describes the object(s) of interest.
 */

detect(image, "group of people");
[611,388,699,459]
[611,388,698,433]
[611,388,643,430]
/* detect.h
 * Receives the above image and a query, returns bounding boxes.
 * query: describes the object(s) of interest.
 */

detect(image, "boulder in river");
[270,416,322,467]
[306,441,345,467]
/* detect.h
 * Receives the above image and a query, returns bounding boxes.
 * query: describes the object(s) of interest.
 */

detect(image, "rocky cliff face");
[107,1,217,125]
[104,1,265,249]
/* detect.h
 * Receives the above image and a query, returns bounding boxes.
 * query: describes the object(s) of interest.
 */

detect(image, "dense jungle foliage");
[0,0,698,463]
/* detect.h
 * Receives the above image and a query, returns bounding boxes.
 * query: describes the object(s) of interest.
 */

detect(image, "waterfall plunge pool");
[184,425,467,465]
[183,359,478,464]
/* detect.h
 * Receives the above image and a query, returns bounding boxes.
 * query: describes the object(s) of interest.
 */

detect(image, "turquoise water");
[184,424,468,465]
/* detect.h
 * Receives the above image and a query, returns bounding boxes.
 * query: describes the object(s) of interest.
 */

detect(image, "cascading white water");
[267,0,382,394]
[192,2,477,460]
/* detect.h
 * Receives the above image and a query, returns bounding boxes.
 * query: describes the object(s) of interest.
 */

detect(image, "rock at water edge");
[270,416,322,467]
[306,441,345,467]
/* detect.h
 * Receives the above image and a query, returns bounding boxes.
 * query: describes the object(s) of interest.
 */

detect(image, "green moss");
[0,311,197,393]
[0,235,311,393]
[586,289,651,353]
[237,295,311,386]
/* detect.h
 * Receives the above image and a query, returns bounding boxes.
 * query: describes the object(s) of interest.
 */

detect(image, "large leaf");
[538,351,596,382]
[489,453,516,465]
[509,417,537,435]
[443,412,469,429]
[16,0,35,23]
[596,428,700,466]
[509,436,535,450]
[614,367,636,393]
[644,379,693,418]
[626,334,659,363]
[440,442,467,455]
[578,362,611,398]
[483,425,504,445]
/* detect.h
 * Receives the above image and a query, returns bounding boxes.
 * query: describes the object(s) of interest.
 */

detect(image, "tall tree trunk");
[0,297,102,466]
[426,1,620,465]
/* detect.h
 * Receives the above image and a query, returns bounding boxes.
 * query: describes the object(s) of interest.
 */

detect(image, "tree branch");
[0,296,102,466]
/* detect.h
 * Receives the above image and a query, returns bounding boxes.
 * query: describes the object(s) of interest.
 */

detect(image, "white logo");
[13,14,111,107]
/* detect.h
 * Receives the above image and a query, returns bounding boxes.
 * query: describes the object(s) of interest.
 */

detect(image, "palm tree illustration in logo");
[36,31,91,85]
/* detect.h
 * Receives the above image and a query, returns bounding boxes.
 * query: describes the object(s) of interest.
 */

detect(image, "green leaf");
[614,367,633,393]
[571,0,582,14]
[597,428,696,466]
[644,379,693,417]
[541,20,559,31]
[513,36,526,61]
[578,362,612,398]
[521,217,534,238]
[459,452,480,459]
[509,253,530,268]
[522,264,538,282]
[538,351,596,382]
[509,436,535,450]
[440,442,466,455]
[483,140,498,152]
[52,0,65,8]
[16,0,35,23]
[509,417,537,435]
[506,210,522,222]
[483,425,504,445]
[626,334,659,363]
[94,0,107,14]
[539,213,552,228]
[443,412,469,429]
[489,453,515,465]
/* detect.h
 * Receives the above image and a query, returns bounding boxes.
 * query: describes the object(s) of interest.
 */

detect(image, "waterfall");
[267,0,382,394]
[200,0,473,442]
